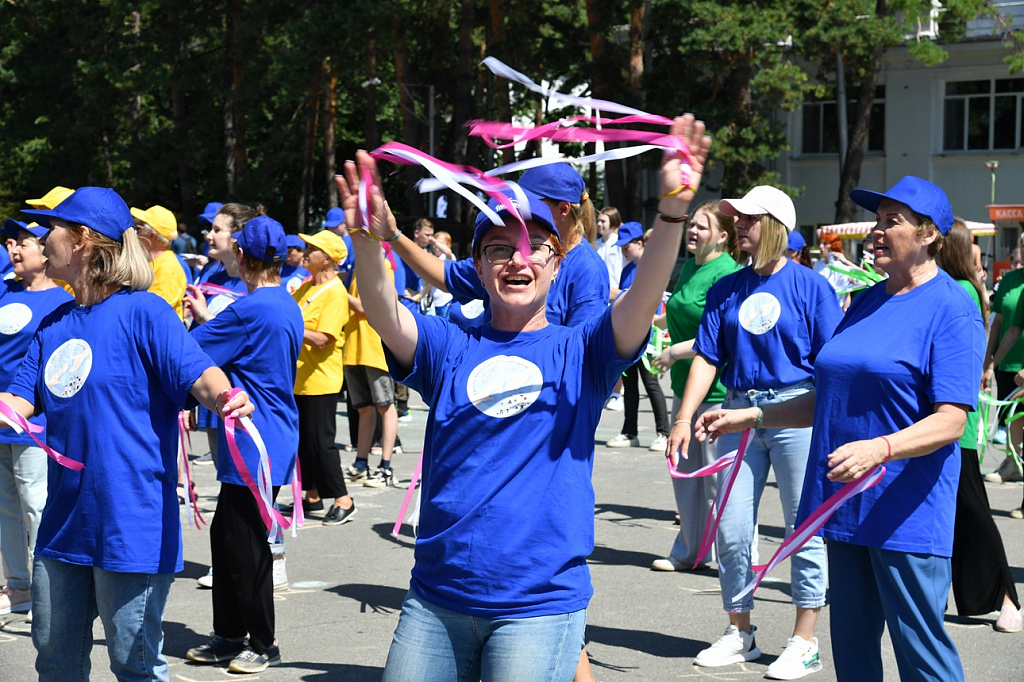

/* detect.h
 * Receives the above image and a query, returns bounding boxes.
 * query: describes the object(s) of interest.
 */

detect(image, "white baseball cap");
[719,186,796,232]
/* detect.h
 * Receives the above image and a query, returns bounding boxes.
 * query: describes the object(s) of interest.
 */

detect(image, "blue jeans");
[715,380,827,613]
[0,442,47,589]
[32,557,173,682]
[383,588,586,682]
[828,541,964,682]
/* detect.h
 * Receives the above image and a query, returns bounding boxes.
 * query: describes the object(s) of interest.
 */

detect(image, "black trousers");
[951,448,1020,615]
[296,393,348,498]
[211,483,279,653]
[621,359,670,437]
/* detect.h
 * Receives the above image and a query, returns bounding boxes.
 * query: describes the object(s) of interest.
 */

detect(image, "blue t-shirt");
[176,254,196,284]
[190,286,303,487]
[385,309,640,618]
[280,264,310,294]
[447,299,486,330]
[797,273,983,557]
[619,262,637,290]
[8,290,214,573]
[695,261,842,389]
[0,281,74,445]
[444,242,609,327]
[194,262,247,429]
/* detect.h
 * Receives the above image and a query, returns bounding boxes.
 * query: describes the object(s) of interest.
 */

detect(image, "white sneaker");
[1011,507,1023,520]
[604,394,624,411]
[0,585,31,614]
[986,456,1023,483]
[649,434,668,452]
[651,556,685,572]
[272,555,288,590]
[197,567,213,588]
[694,625,761,667]
[765,636,822,680]
[606,433,639,448]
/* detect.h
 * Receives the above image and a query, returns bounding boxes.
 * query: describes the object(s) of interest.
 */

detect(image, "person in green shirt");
[649,201,740,572]
[939,220,1021,633]
[983,241,1024,485]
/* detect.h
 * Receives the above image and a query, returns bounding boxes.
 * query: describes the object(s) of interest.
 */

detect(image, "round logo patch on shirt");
[285,276,304,294]
[461,299,485,320]
[738,292,781,335]
[44,338,93,398]
[0,302,32,335]
[466,355,543,418]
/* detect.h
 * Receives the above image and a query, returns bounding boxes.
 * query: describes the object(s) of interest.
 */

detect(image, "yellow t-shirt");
[293,277,350,395]
[149,249,186,319]
[342,275,388,372]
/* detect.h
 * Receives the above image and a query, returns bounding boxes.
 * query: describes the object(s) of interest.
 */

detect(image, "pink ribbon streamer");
[0,400,83,471]
[222,388,294,535]
[692,429,752,569]
[197,283,243,300]
[370,142,533,259]
[667,451,737,479]
[177,413,206,529]
[290,456,304,533]
[730,465,887,607]
[391,450,424,539]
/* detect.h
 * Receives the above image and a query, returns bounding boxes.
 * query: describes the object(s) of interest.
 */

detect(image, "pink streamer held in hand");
[178,412,206,529]
[370,142,534,261]
[197,283,243,300]
[392,450,423,539]
[692,429,752,569]
[0,400,83,471]
[222,388,295,535]
[730,465,887,608]
[667,451,737,479]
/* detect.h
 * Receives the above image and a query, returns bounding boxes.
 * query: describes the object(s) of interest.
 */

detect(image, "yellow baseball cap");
[26,186,74,210]
[130,205,178,240]
[300,230,348,264]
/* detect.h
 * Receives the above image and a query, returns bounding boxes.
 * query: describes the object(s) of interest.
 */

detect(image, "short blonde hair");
[752,214,789,270]
[136,222,172,249]
[67,224,153,290]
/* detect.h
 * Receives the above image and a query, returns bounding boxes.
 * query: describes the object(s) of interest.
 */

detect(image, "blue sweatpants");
[827,540,964,682]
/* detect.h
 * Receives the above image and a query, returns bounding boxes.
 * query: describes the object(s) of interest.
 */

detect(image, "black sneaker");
[344,463,369,482]
[364,466,395,488]
[228,644,281,673]
[279,499,324,517]
[187,635,247,664]
[322,503,357,526]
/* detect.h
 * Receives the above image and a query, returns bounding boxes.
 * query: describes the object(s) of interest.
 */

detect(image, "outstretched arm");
[611,115,711,358]
[335,153,418,371]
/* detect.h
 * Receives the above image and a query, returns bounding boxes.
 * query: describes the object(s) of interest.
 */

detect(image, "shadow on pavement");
[595,502,676,524]
[327,583,406,614]
[585,623,706,658]
[286,661,384,680]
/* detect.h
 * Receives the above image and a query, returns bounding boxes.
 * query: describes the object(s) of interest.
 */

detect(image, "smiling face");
[206,214,236,262]
[473,220,560,328]
[41,219,80,282]
[871,198,935,271]
[11,230,46,278]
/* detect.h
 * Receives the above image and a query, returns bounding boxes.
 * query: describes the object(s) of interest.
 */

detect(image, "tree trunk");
[167,5,195,221]
[835,2,890,222]
[297,70,321,232]
[222,0,240,194]
[323,57,338,210]
[365,39,380,150]
[721,63,754,197]
[394,31,424,215]
[625,2,647,220]
[128,11,142,146]
[489,0,514,166]
[447,0,476,224]
[587,0,624,210]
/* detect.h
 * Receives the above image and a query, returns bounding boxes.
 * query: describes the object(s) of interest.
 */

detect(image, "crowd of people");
[0,114,1020,682]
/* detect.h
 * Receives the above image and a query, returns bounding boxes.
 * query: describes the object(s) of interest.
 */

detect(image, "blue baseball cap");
[3,218,47,240]
[519,163,586,204]
[285,234,305,250]
[787,231,806,251]
[235,215,287,262]
[472,188,559,250]
[198,202,223,225]
[850,176,954,235]
[22,187,133,242]
[323,207,344,229]
[618,221,644,244]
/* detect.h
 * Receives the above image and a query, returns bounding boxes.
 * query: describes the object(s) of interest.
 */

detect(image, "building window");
[801,86,885,155]
[943,78,1024,151]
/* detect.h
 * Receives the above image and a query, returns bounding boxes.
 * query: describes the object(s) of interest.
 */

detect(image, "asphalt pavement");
[2,378,1022,681]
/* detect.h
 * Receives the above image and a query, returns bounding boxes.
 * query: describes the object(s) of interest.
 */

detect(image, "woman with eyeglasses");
[338,115,710,681]
[666,186,841,680]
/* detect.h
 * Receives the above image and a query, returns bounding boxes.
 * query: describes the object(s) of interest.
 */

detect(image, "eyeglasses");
[481,242,556,264]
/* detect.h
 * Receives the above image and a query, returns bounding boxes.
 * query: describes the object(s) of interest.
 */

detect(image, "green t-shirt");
[665,254,741,400]
[996,268,1024,371]
[957,278,982,452]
